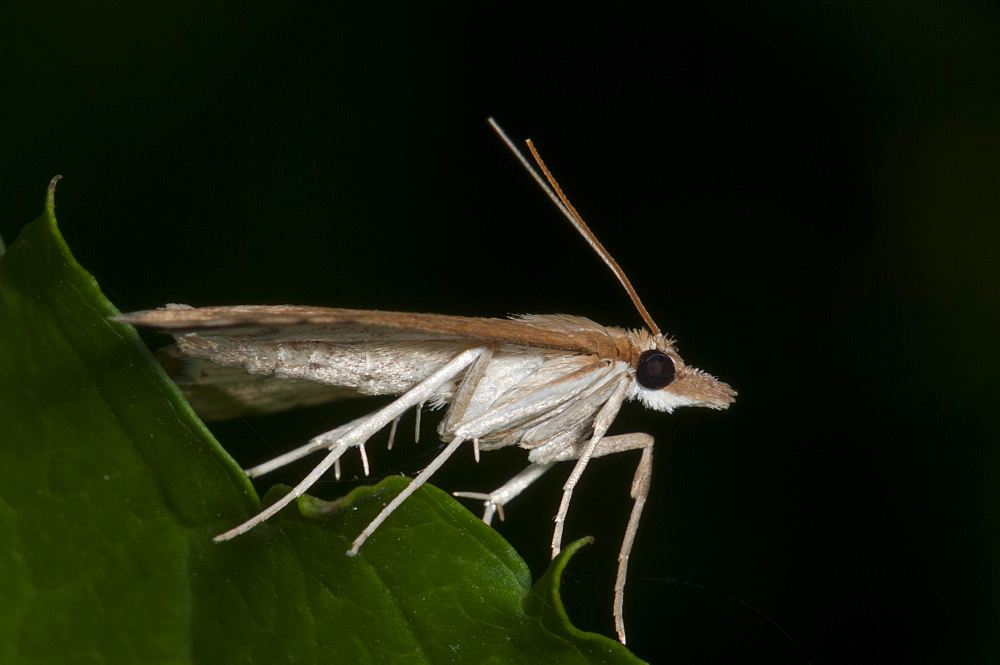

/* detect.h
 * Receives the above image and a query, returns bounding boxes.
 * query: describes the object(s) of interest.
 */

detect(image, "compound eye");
[636,350,676,390]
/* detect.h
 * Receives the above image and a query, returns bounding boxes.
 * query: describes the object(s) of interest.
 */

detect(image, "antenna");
[487,118,662,337]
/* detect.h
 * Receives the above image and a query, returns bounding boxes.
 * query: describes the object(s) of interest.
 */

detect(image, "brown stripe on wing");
[116,305,633,359]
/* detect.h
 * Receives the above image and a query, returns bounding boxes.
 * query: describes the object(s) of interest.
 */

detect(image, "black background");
[3,3,998,663]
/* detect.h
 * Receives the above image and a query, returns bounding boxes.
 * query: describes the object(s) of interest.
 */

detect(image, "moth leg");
[244,418,362,478]
[348,347,496,554]
[540,432,655,645]
[544,432,654,462]
[414,402,424,443]
[386,417,400,450]
[453,461,556,525]
[439,346,494,435]
[215,438,355,542]
[615,443,653,645]
[358,441,370,476]
[213,347,485,543]
[550,378,630,558]
[348,436,467,554]
[453,432,653,524]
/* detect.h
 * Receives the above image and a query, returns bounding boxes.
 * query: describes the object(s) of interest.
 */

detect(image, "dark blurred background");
[3,3,998,663]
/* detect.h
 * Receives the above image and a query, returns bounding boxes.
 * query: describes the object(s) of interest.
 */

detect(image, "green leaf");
[0,181,645,665]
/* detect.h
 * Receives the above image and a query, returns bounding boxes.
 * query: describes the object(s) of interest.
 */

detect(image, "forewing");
[116,305,625,357]
[155,345,359,420]
[117,305,632,401]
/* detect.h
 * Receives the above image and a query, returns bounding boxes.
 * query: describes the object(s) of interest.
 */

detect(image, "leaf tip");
[46,175,63,215]
[526,536,594,628]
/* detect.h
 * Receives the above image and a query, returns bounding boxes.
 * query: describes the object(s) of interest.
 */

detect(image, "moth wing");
[154,345,359,421]
[115,305,624,357]
[117,304,630,408]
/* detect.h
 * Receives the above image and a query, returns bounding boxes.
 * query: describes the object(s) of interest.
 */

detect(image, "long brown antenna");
[487,118,661,336]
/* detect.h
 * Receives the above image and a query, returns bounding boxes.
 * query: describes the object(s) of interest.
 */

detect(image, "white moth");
[116,119,735,644]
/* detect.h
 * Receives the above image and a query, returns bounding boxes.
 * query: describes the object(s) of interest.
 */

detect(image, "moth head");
[626,333,736,413]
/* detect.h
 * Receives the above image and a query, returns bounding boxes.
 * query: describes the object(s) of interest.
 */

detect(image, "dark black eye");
[636,350,675,389]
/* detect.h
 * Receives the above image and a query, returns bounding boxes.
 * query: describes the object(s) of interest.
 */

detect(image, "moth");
[116,119,735,644]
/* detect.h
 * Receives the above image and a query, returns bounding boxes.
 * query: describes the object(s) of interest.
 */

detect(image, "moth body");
[115,120,736,645]
[138,305,732,457]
